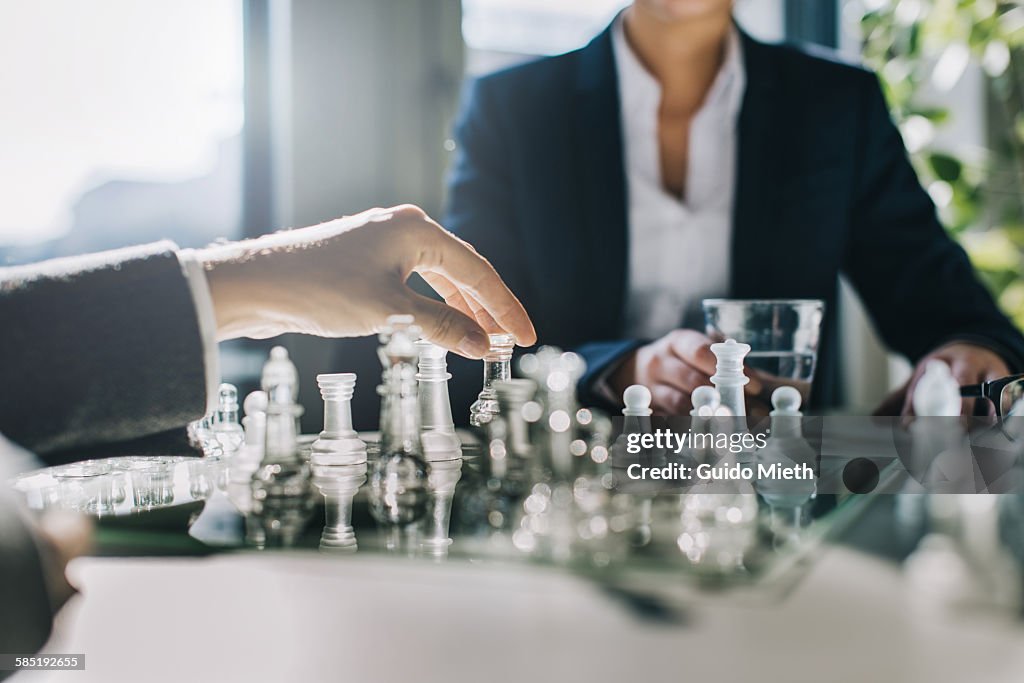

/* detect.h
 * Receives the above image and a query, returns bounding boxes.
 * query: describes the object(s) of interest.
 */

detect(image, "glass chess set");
[10,303,899,605]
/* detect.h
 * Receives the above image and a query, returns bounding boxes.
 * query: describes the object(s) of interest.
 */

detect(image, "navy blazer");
[443,24,1024,410]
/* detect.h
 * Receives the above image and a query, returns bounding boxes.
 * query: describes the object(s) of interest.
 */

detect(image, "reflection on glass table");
[9,439,893,606]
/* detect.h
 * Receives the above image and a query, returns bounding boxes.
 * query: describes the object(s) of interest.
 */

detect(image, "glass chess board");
[10,433,898,608]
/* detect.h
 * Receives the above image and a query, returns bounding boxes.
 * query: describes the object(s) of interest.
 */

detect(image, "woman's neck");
[623,5,733,115]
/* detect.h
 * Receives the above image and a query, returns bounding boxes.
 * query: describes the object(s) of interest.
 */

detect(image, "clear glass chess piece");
[368,316,430,534]
[212,383,245,457]
[250,371,314,548]
[469,333,515,428]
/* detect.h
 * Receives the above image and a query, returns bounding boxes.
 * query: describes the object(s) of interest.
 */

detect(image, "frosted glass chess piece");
[311,374,367,466]
[710,339,751,417]
[261,345,303,434]
[309,373,368,551]
[687,386,722,465]
[314,463,367,553]
[242,391,268,457]
[369,316,430,551]
[211,383,245,458]
[910,360,971,491]
[691,386,722,418]
[619,384,655,547]
[470,333,515,427]
[262,345,299,400]
[420,457,463,559]
[756,386,817,546]
[673,346,758,573]
[250,370,313,548]
[623,384,653,419]
[415,340,462,461]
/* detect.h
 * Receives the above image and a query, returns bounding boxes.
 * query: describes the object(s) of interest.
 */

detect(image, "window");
[0,0,244,265]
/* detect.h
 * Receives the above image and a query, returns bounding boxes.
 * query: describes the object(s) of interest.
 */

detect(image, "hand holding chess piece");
[611,329,762,415]
[874,341,1009,417]
[197,204,536,358]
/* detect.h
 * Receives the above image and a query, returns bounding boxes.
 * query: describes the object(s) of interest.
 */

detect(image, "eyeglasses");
[959,374,1024,417]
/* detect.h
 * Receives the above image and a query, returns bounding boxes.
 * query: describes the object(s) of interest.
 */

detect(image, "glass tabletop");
[10,436,899,607]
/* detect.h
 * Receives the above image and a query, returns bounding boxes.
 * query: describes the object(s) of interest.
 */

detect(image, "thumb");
[404,292,490,359]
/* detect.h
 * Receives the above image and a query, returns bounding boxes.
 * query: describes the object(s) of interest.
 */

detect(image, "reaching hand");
[199,205,536,358]
[873,342,1010,417]
[610,329,762,415]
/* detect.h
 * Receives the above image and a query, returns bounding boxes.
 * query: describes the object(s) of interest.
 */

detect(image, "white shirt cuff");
[176,249,220,415]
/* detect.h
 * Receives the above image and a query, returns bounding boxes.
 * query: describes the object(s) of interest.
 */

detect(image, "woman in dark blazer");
[444,0,1024,415]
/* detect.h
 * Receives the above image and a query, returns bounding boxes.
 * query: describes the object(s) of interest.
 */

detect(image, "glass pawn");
[469,333,515,427]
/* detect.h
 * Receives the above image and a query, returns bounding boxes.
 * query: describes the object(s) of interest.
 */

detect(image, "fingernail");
[457,330,489,358]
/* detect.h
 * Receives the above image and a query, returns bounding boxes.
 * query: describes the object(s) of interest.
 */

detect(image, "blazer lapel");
[573,25,629,335]
[732,32,784,298]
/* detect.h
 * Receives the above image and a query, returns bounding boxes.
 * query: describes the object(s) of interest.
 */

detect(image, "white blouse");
[611,15,746,340]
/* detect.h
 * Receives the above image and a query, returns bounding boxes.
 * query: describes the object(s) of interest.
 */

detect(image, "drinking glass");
[702,299,825,405]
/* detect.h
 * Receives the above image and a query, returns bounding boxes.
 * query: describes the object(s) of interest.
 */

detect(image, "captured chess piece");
[212,383,245,458]
[710,339,751,417]
[369,316,430,537]
[416,340,462,461]
[470,333,515,427]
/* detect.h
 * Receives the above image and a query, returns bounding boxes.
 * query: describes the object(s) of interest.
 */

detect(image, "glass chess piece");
[261,345,304,435]
[249,369,313,549]
[710,338,751,417]
[368,315,430,547]
[469,333,514,428]
[614,384,657,548]
[415,340,462,461]
[212,383,245,458]
[187,413,224,458]
[420,457,463,559]
[313,463,367,552]
[310,372,368,552]
[755,386,817,548]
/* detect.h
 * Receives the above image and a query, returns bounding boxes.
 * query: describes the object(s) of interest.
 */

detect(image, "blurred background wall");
[1,0,1020,424]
